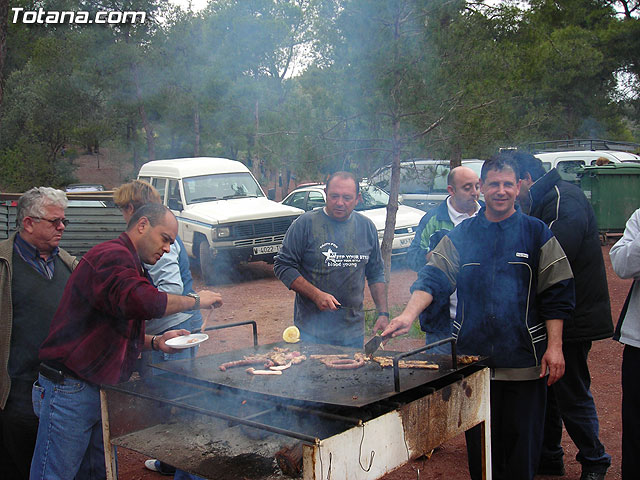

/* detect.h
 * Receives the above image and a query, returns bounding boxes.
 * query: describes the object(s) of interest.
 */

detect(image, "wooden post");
[100,389,118,480]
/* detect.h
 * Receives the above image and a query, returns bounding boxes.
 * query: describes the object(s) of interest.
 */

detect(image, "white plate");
[165,333,209,349]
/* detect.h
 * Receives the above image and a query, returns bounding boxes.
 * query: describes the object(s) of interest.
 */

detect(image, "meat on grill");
[457,355,480,365]
[372,356,439,369]
[219,348,306,371]
[314,353,366,369]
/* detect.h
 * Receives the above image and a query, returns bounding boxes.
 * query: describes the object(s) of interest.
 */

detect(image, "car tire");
[199,240,216,285]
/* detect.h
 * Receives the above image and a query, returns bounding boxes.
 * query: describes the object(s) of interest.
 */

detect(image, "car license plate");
[253,244,282,255]
[400,237,413,246]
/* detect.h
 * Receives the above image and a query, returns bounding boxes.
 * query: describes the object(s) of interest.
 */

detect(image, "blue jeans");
[174,470,205,480]
[425,332,455,355]
[541,341,611,474]
[30,374,105,480]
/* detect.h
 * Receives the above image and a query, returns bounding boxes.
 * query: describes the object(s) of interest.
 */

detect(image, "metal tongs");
[364,333,392,356]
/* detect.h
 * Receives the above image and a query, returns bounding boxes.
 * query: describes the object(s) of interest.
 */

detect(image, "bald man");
[406,165,482,352]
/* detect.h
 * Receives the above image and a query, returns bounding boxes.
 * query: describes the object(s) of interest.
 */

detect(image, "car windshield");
[356,184,389,210]
[182,173,264,204]
[371,162,450,194]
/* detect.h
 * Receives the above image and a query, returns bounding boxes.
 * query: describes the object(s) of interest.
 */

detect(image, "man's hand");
[158,329,190,354]
[542,318,564,385]
[380,290,433,338]
[372,315,390,334]
[198,290,223,309]
[540,345,565,385]
[289,276,339,311]
[381,313,416,338]
[312,291,340,311]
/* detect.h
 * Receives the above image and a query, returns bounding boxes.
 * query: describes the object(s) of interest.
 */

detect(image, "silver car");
[281,183,425,257]
[369,159,484,212]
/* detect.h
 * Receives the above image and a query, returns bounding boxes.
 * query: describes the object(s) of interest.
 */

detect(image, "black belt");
[38,363,77,384]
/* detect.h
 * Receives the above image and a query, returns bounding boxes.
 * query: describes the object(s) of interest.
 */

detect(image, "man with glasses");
[0,187,77,479]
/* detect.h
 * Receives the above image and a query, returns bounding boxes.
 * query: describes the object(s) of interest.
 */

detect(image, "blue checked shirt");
[13,234,59,279]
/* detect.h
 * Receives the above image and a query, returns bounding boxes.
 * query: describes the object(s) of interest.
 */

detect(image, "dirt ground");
[113,243,631,480]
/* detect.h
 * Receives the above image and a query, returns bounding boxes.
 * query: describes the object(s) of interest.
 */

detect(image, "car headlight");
[212,227,231,239]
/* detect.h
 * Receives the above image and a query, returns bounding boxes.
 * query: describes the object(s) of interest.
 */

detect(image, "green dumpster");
[580,163,640,234]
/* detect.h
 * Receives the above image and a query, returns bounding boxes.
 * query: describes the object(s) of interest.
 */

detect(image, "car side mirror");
[267,188,276,201]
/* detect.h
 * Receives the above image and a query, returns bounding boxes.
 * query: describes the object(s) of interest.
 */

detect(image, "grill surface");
[150,342,479,408]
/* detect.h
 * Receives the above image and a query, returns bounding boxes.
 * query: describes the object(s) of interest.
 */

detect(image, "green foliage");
[365,305,425,339]
[0,0,638,192]
[0,138,75,191]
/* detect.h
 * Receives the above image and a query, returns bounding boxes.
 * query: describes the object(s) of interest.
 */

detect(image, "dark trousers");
[0,382,39,480]
[466,377,547,480]
[622,344,640,480]
[541,341,611,473]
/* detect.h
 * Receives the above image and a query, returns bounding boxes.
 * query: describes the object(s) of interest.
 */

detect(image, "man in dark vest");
[513,152,612,480]
[0,187,77,480]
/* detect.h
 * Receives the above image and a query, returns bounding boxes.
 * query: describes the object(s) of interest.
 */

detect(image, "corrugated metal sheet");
[1,204,125,256]
[0,205,9,240]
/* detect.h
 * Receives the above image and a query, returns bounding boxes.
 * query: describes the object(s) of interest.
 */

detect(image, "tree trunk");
[380,117,401,292]
[0,0,8,109]
[194,103,200,157]
[131,62,155,161]
[450,142,462,168]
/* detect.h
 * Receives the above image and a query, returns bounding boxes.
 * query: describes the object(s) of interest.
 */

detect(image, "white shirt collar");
[447,197,480,226]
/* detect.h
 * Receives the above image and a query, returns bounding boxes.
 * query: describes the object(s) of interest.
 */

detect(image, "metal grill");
[231,217,295,240]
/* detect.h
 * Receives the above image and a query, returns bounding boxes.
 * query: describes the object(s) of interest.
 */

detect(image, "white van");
[138,157,303,283]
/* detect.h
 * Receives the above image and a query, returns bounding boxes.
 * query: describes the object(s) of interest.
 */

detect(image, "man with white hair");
[0,187,77,479]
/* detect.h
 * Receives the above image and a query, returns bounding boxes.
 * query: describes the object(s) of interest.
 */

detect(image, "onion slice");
[246,367,282,375]
[269,362,292,371]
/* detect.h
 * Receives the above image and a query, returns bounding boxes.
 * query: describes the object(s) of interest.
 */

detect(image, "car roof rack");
[524,139,640,154]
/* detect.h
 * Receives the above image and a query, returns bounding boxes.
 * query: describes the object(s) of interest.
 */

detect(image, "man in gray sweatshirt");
[274,172,388,347]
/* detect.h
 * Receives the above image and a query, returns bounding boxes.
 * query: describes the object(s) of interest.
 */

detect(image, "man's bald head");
[447,166,480,215]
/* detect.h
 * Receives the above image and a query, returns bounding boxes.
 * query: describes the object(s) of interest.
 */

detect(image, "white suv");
[138,158,303,283]
[281,183,425,257]
[529,139,640,184]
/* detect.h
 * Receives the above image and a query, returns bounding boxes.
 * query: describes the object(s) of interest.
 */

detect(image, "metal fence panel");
[2,205,126,256]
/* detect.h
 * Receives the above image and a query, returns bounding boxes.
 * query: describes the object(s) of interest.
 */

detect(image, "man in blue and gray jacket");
[383,155,575,480]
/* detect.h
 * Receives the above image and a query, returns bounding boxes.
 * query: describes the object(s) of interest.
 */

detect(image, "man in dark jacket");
[405,166,481,352]
[513,152,612,480]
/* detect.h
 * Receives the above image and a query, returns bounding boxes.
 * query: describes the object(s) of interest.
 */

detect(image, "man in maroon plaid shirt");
[30,204,222,480]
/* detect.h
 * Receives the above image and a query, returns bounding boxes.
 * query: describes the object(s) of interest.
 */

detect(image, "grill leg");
[100,389,118,480]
